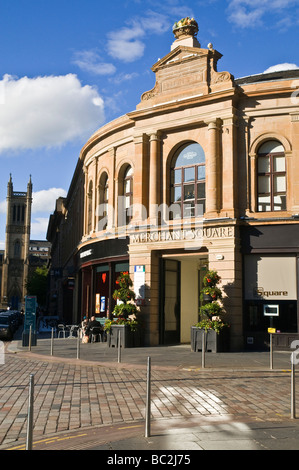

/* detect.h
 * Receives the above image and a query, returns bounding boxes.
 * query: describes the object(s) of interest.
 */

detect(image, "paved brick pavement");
[0,337,297,450]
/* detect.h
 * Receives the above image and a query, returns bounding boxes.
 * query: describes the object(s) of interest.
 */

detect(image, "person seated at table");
[81,316,88,335]
[85,316,103,342]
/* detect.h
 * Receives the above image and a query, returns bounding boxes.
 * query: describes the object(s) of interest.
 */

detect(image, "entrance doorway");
[159,254,208,345]
[160,259,180,344]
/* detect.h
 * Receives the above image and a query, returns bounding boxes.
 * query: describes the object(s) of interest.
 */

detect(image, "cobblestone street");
[0,342,296,449]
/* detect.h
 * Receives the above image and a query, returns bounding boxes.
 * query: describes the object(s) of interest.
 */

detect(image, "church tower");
[1,175,32,309]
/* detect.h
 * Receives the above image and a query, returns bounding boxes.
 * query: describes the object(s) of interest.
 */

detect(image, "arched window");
[124,166,133,224]
[171,143,206,219]
[98,173,109,231]
[87,180,93,233]
[257,141,286,212]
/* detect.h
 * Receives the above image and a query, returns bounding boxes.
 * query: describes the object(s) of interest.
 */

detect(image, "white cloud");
[0,73,105,154]
[0,188,67,243]
[264,63,299,73]
[139,10,170,35]
[30,217,50,239]
[0,188,67,214]
[72,50,116,75]
[107,10,170,63]
[227,0,298,28]
[110,72,139,84]
[107,25,146,62]
[32,188,67,213]
[161,5,195,21]
[0,200,6,214]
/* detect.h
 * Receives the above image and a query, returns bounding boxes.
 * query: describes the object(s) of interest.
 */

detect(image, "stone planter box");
[191,326,229,353]
[108,324,141,348]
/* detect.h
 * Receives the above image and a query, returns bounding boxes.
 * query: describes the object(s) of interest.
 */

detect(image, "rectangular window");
[257,147,286,212]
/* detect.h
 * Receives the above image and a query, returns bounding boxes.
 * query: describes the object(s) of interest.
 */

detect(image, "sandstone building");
[47,20,299,350]
[0,175,32,309]
[0,176,51,310]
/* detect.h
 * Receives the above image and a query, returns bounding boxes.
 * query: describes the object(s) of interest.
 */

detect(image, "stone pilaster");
[220,114,238,218]
[149,131,161,226]
[205,120,220,217]
[133,134,149,225]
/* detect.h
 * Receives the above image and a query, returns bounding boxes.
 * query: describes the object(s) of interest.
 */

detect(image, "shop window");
[257,140,286,212]
[170,143,206,219]
[95,264,109,316]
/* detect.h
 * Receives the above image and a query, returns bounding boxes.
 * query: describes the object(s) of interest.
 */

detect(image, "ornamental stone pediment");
[138,45,234,109]
[151,46,206,71]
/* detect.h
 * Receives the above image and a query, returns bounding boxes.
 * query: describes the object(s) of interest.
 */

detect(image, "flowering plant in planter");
[104,317,139,333]
[194,316,229,334]
[200,270,223,301]
[203,270,221,288]
[195,269,229,334]
[201,286,222,301]
[199,301,222,317]
[104,272,139,332]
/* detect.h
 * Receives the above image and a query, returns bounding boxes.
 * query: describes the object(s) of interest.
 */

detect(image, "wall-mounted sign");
[244,255,297,300]
[254,287,288,298]
[134,265,145,306]
[100,296,106,313]
[264,305,279,317]
[130,226,234,244]
[80,249,93,259]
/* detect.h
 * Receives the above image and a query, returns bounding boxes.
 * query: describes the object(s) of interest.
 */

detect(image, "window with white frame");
[257,141,286,212]
[170,143,206,219]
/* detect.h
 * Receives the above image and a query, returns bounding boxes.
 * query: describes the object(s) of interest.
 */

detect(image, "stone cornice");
[129,86,237,121]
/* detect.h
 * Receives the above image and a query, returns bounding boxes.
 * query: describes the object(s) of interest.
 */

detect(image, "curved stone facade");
[47,26,299,350]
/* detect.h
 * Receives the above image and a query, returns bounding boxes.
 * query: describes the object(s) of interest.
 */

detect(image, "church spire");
[7,173,13,197]
[27,174,33,197]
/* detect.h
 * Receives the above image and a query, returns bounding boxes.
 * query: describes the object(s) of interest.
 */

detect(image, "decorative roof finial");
[172,17,199,39]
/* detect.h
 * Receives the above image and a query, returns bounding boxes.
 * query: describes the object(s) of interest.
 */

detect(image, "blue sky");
[0,0,298,249]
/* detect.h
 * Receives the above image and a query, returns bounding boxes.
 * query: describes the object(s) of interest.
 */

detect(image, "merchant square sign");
[130,226,234,244]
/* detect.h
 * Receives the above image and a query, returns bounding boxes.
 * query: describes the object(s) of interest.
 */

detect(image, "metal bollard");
[29,325,32,352]
[118,330,121,363]
[26,374,34,450]
[291,352,296,419]
[77,330,80,359]
[145,357,151,438]
[50,327,54,356]
[270,333,273,370]
[202,330,205,369]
